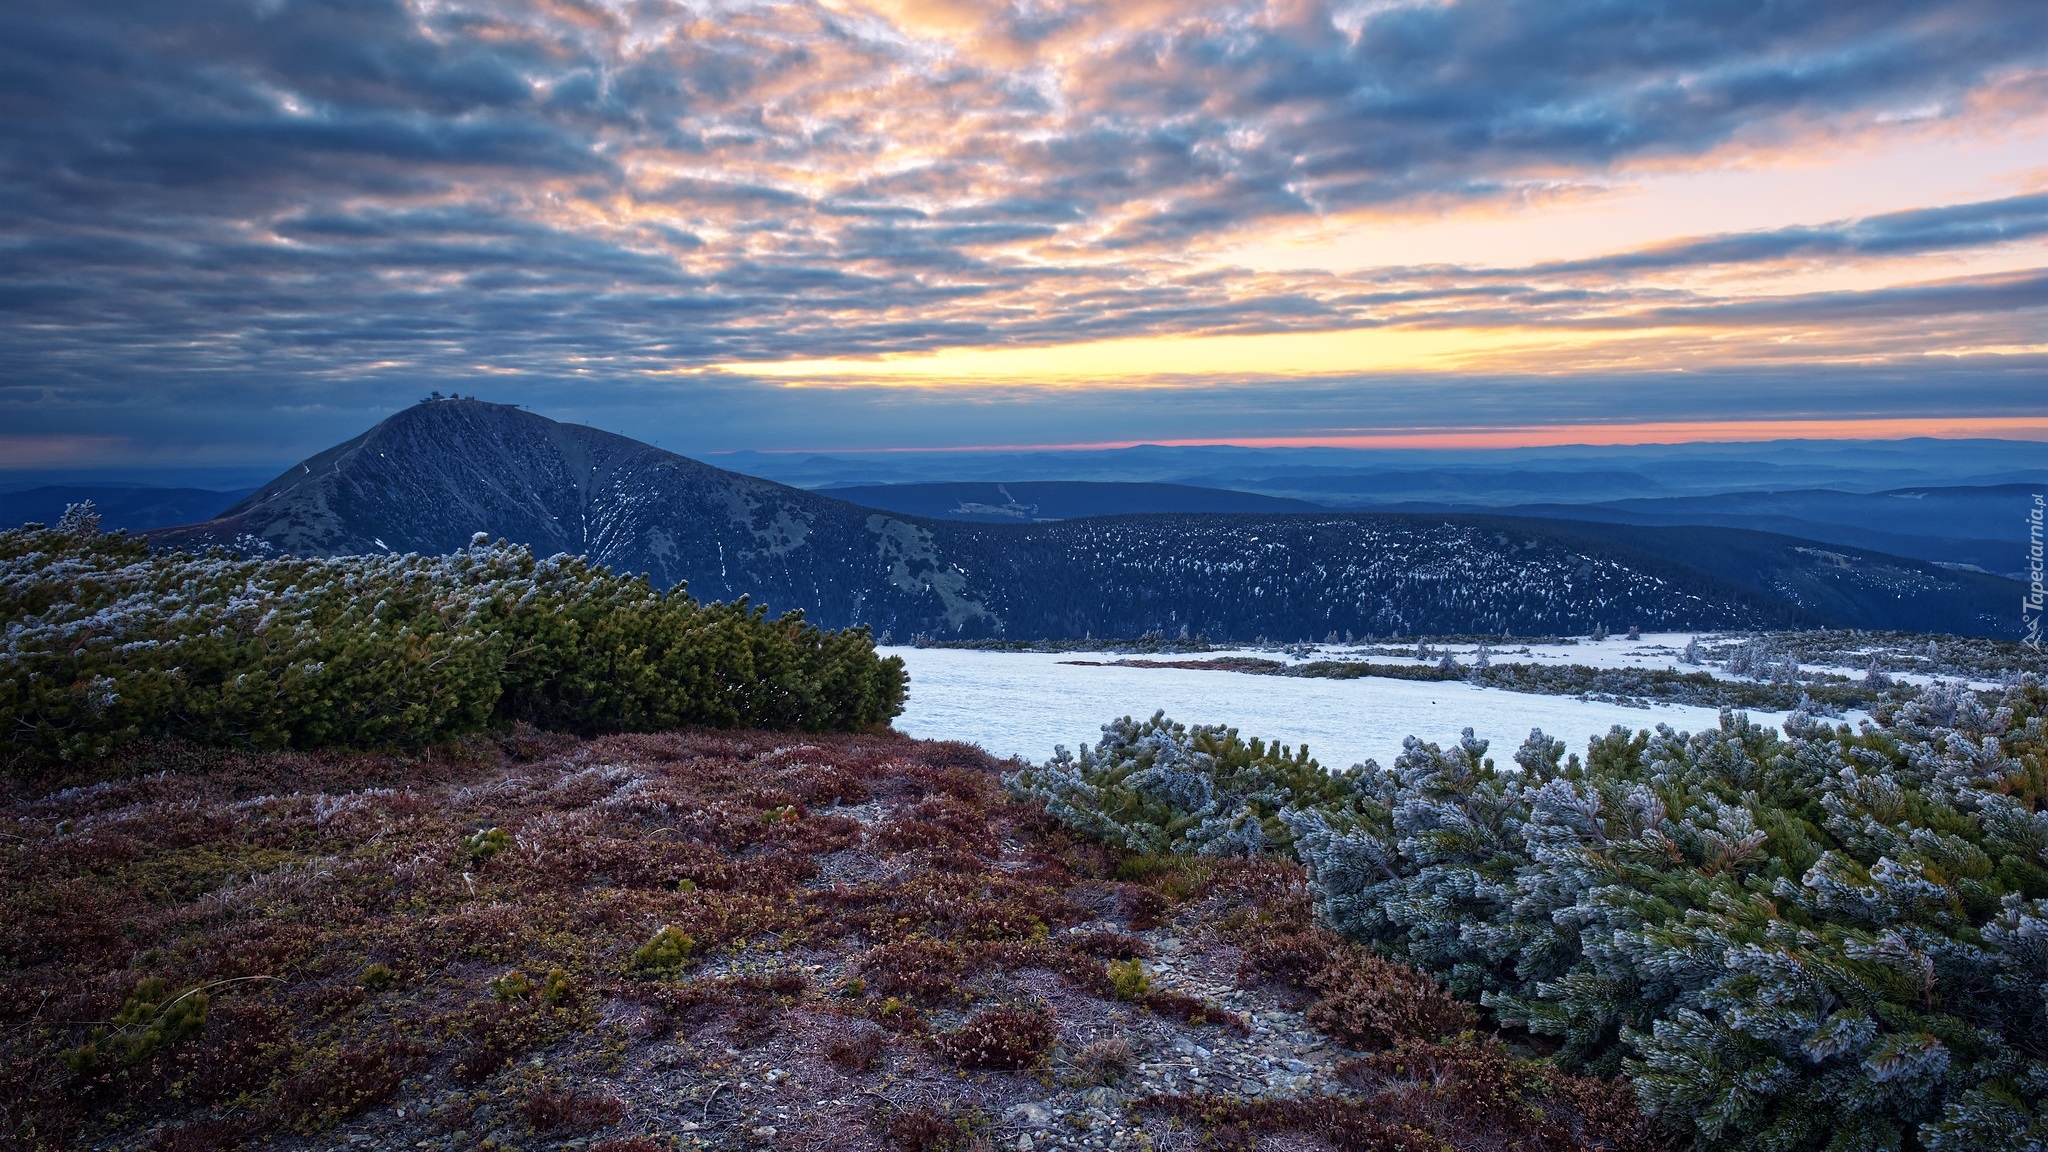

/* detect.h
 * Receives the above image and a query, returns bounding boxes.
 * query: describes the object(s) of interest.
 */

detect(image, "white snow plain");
[881,645,1815,770]
[1205,633,1820,677]
[1179,633,1714,673]
[1306,633,2005,690]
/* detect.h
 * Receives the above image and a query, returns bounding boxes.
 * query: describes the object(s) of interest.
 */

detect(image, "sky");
[3,0,2048,472]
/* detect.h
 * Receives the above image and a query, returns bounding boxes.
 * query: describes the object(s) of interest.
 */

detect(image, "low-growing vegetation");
[1011,687,2048,1151]
[0,720,1668,1150]
[1720,629,2042,681]
[934,1001,1057,1069]
[0,510,905,772]
[1143,1033,1667,1152]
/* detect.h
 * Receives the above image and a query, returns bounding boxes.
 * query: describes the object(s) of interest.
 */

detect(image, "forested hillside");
[924,514,1791,639]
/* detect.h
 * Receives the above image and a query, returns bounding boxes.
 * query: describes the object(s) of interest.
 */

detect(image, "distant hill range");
[820,481,1322,522]
[1380,487,2037,580]
[138,400,2026,639]
[1,484,249,534]
[723,442,2044,579]
[808,480,2033,579]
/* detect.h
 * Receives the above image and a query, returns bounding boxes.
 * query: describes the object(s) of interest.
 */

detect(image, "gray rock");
[1076,1087,1124,1109]
[1004,1101,1054,1128]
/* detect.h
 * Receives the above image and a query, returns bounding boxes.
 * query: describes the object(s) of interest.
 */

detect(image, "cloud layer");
[2,0,2046,459]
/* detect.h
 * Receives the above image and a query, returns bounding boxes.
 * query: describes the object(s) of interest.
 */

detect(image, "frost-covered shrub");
[0,520,906,767]
[1295,695,2048,1150]
[1004,711,1365,857]
[1025,680,2048,1152]
[465,827,511,863]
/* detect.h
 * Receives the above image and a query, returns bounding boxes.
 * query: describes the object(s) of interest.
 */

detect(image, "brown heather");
[0,727,1665,1151]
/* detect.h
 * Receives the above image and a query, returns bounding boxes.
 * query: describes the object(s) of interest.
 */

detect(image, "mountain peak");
[156,401,802,577]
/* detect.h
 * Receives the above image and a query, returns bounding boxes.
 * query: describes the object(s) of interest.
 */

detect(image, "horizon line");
[719,417,2048,455]
[7,416,2048,476]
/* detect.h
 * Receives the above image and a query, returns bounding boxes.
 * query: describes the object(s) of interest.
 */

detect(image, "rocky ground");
[1,729,1666,1152]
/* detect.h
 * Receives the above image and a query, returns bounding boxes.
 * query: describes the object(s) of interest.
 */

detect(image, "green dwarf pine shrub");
[488,970,534,1002]
[1013,681,2048,1151]
[629,927,694,975]
[62,977,210,1073]
[0,518,907,770]
[464,827,511,863]
[489,967,576,1005]
[537,968,576,1006]
[1107,958,1152,1000]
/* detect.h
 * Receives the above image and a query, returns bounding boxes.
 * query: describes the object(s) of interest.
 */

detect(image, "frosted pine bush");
[0,514,905,768]
[1005,711,1366,857]
[1019,682,2048,1151]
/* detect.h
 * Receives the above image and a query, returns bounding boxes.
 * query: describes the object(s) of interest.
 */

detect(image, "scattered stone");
[1005,1100,1055,1128]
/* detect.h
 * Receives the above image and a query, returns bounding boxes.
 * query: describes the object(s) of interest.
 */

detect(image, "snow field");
[1209,632,1757,674]
[881,645,1817,771]
[1115,632,2006,690]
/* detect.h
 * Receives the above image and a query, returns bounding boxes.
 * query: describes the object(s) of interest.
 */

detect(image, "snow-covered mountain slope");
[148,401,2024,639]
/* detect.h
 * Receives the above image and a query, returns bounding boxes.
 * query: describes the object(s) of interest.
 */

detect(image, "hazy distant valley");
[746,441,2046,580]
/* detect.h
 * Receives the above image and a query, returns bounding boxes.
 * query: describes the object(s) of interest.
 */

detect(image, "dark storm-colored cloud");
[78,113,606,188]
